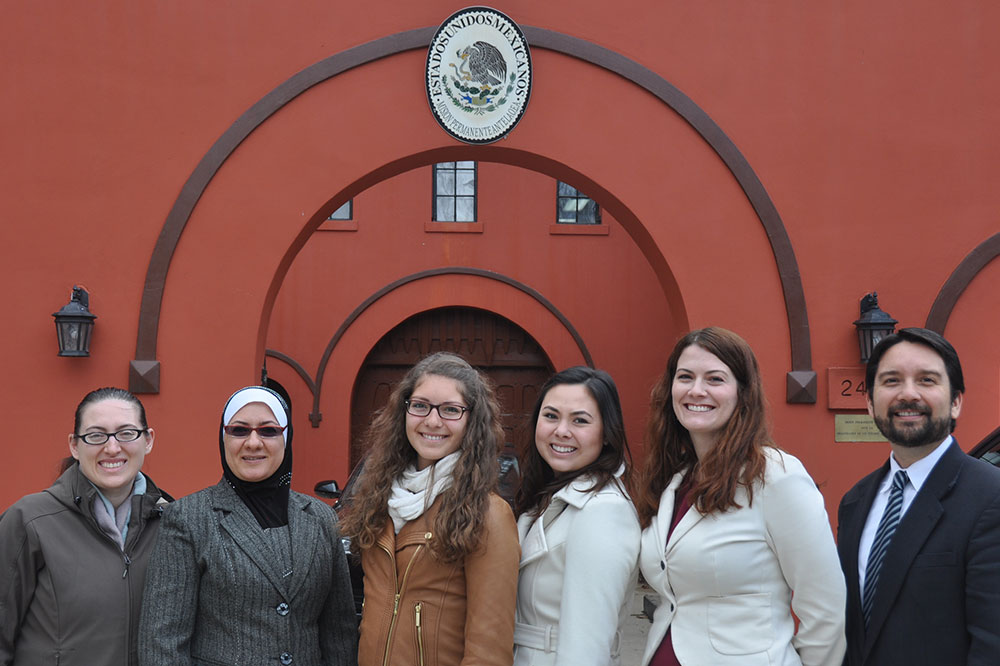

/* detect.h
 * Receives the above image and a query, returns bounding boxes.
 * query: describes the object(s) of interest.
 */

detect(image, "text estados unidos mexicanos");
[427,11,530,100]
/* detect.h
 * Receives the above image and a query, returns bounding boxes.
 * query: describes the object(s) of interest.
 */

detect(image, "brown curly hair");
[339,352,504,563]
[633,327,771,528]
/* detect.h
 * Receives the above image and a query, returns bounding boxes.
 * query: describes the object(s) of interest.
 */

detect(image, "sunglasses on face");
[222,425,287,439]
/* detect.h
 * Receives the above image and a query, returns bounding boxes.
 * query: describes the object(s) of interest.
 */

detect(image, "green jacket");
[0,463,167,666]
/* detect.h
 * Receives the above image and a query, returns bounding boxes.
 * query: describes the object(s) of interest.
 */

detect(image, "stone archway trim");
[925,232,1000,333]
[130,25,815,403]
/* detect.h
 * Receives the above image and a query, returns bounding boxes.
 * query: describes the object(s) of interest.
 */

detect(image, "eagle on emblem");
[457,41,507,86]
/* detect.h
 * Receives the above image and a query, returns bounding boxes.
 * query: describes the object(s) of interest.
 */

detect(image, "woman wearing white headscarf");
[139,386,357,666]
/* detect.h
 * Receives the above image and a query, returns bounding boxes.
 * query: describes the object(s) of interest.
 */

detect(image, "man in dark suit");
[837,327,1000,665]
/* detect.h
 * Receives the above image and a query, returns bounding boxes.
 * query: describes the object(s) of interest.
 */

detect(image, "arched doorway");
[349,307,554,471]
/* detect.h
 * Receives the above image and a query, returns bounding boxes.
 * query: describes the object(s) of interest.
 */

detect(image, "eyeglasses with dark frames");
[222,424,287,439]
[74,429,148,446]
[404,399,469,421]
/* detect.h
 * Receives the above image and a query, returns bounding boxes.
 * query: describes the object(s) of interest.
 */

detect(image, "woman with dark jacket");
[339,352,520,666]
[0,387,167,666]
[139,386,357,666]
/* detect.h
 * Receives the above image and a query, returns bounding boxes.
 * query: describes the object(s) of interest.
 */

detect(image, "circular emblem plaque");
[426,6,532,144]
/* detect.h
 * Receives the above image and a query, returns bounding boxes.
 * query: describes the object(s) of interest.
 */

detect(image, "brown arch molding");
[130,25,816,402]
[266,266,595,427]
[263,349,317,397]
[925,233,1000,334]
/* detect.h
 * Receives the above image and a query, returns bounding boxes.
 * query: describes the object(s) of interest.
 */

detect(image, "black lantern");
[853,292,897,363]
[53,286,97,357]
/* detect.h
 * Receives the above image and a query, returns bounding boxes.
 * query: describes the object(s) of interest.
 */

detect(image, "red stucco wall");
[2,2,998,525]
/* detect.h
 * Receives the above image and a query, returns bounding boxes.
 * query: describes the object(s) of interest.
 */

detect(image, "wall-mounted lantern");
[53,286,97,357]
[853,292,897,363]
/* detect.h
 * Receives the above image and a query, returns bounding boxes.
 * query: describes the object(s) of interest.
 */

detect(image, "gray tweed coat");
[138,480,357,666]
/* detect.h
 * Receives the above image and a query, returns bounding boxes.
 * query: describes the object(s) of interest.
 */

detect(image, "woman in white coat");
[513,366,640,666]
[633,327,846,666]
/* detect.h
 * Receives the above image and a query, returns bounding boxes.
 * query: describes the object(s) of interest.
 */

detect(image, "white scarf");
[387,451,460,533]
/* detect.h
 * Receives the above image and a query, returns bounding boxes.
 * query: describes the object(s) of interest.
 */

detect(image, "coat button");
[280,652,293,665]
[424,532,433,539]
[276,602,290,616]
[660,560,665,570]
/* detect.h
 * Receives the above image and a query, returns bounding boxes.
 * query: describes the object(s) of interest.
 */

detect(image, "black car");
[970,424,1000,467]
[314,461,367,620]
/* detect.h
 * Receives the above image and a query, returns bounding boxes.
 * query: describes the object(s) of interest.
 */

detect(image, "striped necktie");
[862,469,908,626]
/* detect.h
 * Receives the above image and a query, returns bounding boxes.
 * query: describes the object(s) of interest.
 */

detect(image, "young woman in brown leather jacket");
[340,352,520,666]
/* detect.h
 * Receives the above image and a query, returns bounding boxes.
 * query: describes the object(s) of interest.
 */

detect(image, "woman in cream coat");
[513,367,640,666]
[633,328,845,666]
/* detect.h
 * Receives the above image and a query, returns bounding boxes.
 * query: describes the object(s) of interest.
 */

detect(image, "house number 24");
[840,379,867,397]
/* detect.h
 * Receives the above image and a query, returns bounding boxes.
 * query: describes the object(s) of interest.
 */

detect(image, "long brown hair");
[514,366,631,518]
[339,352,504,563]
[634,327,770,528]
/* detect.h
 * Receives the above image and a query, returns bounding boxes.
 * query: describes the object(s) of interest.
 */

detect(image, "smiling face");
[406,374,469,470]
[671,344,739,457]
[535,383,604,475]
[223,402,286,482]
[69,398,154,505]
[869,341,962,453]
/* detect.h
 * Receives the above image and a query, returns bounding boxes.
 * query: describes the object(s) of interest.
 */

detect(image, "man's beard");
[873,401,951,448]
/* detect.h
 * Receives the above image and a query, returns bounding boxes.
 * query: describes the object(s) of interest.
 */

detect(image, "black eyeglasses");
[404,400,469,420]
[74,429,148,446]
[223,425,287,439]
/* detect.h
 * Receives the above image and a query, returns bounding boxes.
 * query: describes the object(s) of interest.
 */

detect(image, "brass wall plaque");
[835,414,889,443]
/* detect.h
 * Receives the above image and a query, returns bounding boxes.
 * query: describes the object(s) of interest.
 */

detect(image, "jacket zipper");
[65,472,161,666]
[81,491,155,666]
[379,543,424,666]
[414,602,425,666]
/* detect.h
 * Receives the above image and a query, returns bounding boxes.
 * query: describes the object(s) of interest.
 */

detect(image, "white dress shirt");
[856,435,953,589]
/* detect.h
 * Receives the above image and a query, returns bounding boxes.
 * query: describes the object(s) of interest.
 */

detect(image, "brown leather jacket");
[358,494,519,666]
